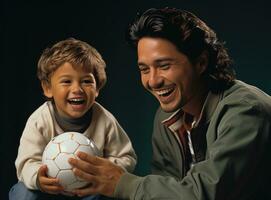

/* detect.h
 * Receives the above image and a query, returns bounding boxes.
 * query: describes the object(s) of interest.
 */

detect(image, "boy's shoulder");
[92,102,118,124]
[26,101,54,124]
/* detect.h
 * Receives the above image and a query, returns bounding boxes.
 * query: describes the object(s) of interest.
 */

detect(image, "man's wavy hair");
[126,7,236,92]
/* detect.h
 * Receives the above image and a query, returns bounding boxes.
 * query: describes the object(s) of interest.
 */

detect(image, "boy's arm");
[15,117,48,190]
[104,119,137,173]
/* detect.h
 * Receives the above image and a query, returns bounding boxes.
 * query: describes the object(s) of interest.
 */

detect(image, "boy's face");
[42,62,98,119]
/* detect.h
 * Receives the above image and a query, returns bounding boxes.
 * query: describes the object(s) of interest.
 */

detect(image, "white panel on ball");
[43,159,59,177]
[60,140,79,153]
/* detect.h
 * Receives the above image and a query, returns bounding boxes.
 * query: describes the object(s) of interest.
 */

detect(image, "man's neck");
[182,88,209,119]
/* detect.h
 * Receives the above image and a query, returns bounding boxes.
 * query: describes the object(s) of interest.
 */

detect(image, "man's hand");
[37,165,64,194]
[69,151,125,197]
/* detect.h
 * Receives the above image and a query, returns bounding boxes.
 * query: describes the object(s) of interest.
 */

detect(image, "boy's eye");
[61,80,71,84]
[82,79,94,84]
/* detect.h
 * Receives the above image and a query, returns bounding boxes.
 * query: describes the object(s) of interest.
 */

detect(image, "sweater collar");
[52,102,92,133]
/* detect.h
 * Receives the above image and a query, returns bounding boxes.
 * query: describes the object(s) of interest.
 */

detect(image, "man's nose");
[148,69,163,88]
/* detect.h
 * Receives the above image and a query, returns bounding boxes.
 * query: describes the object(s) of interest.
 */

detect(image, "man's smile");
[155,87,175,97]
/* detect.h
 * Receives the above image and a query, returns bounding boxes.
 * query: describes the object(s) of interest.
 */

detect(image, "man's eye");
[159,63,170,69]
[138,66,150,74]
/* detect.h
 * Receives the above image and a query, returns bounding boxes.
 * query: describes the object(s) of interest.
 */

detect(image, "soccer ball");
[42,132,100,191]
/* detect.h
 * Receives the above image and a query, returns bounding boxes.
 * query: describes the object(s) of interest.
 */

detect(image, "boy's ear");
[95,90,99,98]
[41,81,53,98]
[196,50,209,75]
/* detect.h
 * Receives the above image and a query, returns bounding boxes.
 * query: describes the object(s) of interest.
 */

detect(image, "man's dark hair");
[126,7,236,92]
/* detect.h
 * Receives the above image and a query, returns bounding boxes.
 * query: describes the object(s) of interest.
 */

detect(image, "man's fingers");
[73,186,97,197]
[69,156,100,175]
[73,167,97,182]
[77,151,106,165]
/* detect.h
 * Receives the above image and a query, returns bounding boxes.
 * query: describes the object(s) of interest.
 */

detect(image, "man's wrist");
[114,172,144,199]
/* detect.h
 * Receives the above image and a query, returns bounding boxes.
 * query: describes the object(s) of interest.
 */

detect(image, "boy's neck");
[52,102,92,133]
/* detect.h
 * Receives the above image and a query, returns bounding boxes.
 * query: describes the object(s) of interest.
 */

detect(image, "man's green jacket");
[115,80,271,200]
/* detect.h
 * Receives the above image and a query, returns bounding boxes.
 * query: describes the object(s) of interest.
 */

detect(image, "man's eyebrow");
[137,61,147,66]
[138,58,175,66]
[154,58,175,64]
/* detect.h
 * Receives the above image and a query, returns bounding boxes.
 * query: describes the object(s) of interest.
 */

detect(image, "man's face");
[137,37,206,113]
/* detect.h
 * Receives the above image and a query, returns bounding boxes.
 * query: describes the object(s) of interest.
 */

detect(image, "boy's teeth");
[68,98,85,104]
[70,99,83,102]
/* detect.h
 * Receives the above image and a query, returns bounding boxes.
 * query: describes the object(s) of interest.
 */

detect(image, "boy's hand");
[37,165,64,194]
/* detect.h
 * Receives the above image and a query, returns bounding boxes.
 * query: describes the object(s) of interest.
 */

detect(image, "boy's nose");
[71,83,84,93]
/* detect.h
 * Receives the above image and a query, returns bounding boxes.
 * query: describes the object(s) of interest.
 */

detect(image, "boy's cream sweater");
[15,101,137,189]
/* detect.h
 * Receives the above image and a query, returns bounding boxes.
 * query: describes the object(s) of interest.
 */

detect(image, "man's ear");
[196,50,209,75]
[41,81,53,98]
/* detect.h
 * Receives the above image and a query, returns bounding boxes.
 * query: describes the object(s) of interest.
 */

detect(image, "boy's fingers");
[43,184,64,194]
[38,165,47,176]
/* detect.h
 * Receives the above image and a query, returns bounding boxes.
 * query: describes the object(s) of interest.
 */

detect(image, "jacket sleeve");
[114,99,271,199]
[15,116,48,190]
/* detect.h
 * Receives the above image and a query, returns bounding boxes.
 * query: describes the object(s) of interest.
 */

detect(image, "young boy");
[9,38,137,200]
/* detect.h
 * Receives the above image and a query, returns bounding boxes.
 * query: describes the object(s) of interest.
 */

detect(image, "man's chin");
[160,103,180,113]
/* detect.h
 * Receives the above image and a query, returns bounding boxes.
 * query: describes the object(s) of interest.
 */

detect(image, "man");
[69,7,271,199]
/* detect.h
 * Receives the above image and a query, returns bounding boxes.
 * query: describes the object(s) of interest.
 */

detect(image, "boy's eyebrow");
[86,72,95,77]
[82,73,96,80]
[58,74,72,78]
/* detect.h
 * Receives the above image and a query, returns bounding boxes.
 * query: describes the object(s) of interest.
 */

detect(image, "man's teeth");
[156,88,174,96]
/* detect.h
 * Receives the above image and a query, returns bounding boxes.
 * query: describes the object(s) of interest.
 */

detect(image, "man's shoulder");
[222,80,271,105]
[217,80,271,117]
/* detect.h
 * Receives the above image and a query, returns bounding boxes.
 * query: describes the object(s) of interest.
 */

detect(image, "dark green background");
[1,0,270,199]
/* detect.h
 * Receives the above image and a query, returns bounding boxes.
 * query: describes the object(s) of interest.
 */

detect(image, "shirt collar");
[162,91,222,132]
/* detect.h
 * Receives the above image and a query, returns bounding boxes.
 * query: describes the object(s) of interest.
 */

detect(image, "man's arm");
[69,99,271,199]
